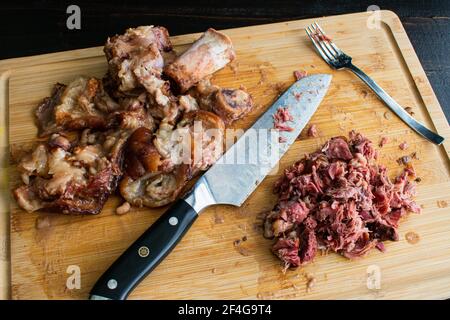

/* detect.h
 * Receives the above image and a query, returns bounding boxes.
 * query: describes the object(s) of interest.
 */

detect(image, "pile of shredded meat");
[263,131,421,269]
[14,25,254,214]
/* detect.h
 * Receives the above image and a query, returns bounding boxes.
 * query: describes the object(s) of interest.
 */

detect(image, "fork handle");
[347,63,444,145]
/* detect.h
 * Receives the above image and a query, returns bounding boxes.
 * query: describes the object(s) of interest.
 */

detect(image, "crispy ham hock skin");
[190,80,253,125]
[113,93,156,131]
[35,77,121,137]
[13,130,128,214]
[264,131,421,269]
[153,110,225,172]
[164,28,236,93]
[15,25,252,215]
[36,77,156,136]
[103,26,180,124]
[119,127,189,208]
[104,26,172,92]
[120,111,225,208]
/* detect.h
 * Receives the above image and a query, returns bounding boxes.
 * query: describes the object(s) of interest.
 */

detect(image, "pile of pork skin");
[14,26,254,215]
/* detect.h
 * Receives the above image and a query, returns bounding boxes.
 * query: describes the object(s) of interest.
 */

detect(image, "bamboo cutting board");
[2,11,450,300]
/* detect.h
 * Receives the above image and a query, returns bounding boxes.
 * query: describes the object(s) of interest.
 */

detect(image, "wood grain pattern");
[2,11,450,300]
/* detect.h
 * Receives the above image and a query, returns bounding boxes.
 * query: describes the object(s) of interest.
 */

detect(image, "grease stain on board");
[405,232,420,245]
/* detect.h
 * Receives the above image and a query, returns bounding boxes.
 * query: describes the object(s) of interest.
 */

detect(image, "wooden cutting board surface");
[1,11,450,300]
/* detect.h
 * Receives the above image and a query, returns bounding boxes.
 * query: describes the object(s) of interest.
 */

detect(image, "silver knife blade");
[184,74,332,211]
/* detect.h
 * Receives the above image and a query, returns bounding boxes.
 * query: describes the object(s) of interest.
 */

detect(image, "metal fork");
[305,22,444,145]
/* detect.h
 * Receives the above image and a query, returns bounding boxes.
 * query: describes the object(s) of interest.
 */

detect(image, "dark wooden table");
[1,0,449,122]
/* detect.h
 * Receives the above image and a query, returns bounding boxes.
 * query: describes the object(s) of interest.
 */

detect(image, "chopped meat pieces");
[312,31,332,42]
[35,83,66,137]
[379,136,388,147]
[307,124,319,138]
[397,155,411,165]
[273,107,294,132]
[399,141,408,150]
[264,131,421,269]
[322,137,353,160]
[293,70,308,81]
[113,94,156,131]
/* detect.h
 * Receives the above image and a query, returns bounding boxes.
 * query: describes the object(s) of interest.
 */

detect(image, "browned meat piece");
[104,26,181,125]
[379,136,389,147]
[113,94,155,131]
[177,110,225,170]
[13,130,128,214]
[213,89,253,124]
[265,131,421,268]
[120,110,224,208]
[120,127,188,208]
[36,77,156,137]
[35,83,66,136]
[124,127,164,179]
[35,77,121,137]
[399,141,408,150]
[190,80,253,125]
[293,70,307,81]
[104,26,172,92]
[120,165,192,208]
[178,94,199,113]
[307,124,319,138]
[133,68,179,123]
[150,109,225,175]
[164,29,236,93]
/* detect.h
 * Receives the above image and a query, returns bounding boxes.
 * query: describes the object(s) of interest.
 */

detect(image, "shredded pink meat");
[379,136,389,147]
[293,70,308,81]
[264,131,421,269]
[312,31,332,42]
[399,141,408,150]
[273,107,294,132]
[307,124,319,138]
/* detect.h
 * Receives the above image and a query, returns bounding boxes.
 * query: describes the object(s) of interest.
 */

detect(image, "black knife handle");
[89,198,198,300]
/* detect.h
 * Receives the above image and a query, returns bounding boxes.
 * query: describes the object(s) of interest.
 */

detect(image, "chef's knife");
[89,74,332,300]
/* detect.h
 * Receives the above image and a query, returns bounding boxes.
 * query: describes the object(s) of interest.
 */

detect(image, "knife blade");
[89,74,332,300]
[190,74,333,209]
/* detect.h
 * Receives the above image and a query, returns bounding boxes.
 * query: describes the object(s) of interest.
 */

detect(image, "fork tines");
[305,22,344,66]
